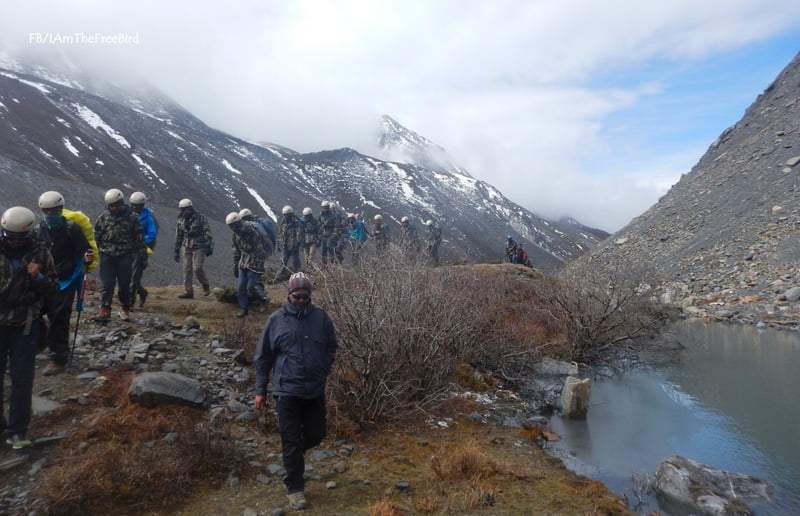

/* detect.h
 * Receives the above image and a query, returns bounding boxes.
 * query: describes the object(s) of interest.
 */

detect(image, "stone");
[128,372,206,408]
[560,376,591,419]
[785,155,800,167]
[784,286,800,302]
[653,455,772,516]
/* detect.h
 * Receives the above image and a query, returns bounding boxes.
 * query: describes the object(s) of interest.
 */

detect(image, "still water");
[546,320,800,515]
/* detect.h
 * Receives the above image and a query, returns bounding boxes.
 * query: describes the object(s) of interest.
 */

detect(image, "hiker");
[273,206,304,283]
[174,199,213,299]
[36,191,94,376]
[518,245,532,268]
[425,219,442,265]
[226,212,271,318]
[129,191,157,308]
[239,208,276,258]
[93,189,147,321]
[398,216,420,257]
[371,214,389,254]
[254,272,338,511]
[346,213,367,264]
[318,201,338,265]
[330,202,347,264]
[300,207,319,267]
[0,206,59,449]
[505,236,521,264]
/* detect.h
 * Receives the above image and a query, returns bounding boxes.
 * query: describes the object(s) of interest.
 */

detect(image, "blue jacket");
[254,300,338,399]
[348,220,367,242]
[138,206,158,248]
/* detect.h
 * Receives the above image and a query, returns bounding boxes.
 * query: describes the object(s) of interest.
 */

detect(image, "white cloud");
[2,0,800,232]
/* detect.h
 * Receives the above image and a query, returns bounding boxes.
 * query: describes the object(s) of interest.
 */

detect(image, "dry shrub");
[219,315,263,361]
[429,441,506,482]
[366,498,408,516]
[41,373,239,514]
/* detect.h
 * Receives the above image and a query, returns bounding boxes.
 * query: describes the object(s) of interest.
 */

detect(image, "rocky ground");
[0,282,633,516]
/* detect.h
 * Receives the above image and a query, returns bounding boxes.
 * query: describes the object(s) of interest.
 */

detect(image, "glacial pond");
[546,320,800,515]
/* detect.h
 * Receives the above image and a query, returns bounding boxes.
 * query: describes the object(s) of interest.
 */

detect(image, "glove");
[205,247,213,257]
[233,266,239,278]
[174,251,180,263]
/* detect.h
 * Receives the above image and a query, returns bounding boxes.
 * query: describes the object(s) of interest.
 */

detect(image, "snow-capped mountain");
[0,61,606,284]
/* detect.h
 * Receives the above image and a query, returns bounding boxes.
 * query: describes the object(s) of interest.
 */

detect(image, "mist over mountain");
[584,51,800,325]
[0,56,607,285]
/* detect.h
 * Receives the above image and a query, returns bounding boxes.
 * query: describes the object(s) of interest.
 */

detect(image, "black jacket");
[254,300,337,399]
[38,219,91,280]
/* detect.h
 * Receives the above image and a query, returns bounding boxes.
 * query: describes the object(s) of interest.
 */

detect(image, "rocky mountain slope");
[0,59,607,287]
[586,51,800,327]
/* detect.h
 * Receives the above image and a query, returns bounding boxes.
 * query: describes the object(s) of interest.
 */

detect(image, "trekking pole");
[68,269,88,368]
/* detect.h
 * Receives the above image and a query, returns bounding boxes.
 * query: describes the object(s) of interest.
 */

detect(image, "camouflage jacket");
[318,211,338,239]
[301,215,320,244]
[371,222,390,243]
[278,215,305,250]
[94,207,147,257]
[232,222,268,272]
[0,240,59,327]
[174,211,214,253]
[426,225,442,246]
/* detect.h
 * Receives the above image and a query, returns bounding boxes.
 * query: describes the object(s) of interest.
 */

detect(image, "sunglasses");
[42,207,62,214]
[2,231,29,241]
[290,292,310,300]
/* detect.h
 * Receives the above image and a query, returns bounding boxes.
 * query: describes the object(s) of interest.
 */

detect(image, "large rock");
[128,371,206,408]
[560,376,590,419]
[653,455,773,516]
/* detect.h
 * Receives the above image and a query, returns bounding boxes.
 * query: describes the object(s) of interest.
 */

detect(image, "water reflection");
[547,320,800,515]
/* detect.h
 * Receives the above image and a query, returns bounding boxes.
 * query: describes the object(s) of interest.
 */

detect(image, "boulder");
[560,376,590,419]
[128,371,206,408]
[783,286,800,302]
[653,455,773,516]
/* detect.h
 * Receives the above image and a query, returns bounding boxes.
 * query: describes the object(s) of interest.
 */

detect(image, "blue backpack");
[252,217,276,251]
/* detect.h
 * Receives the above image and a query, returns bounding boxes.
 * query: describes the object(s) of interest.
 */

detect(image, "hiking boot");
[6,434,31,450]
[138,289,148,307]
[118,307,131,321]
[92,307,111,322]
[202,285,211,296]
[287,491,308,510]
[178,292,194,299]
[234,309,248,318]
[42,362,66,376]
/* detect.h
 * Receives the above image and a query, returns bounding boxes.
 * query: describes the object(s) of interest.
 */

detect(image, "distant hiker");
[371,214,390,254]
[174,199,213,299]
[425,219,442,265]
[129,191,157,308]
[518,245,532,268]
[300,207,319,267]
[93,189,147,321]
[346,213,367,264]
[330,202,348,264]
[226,212,270,318]
[239,208,276,257]
[505,236,522,264]
[399,216,421,257]
[0,206,59,449]
[318,201,339,265]
[36,191,94,376]
[273,206,304,283]
[254,272,337,511]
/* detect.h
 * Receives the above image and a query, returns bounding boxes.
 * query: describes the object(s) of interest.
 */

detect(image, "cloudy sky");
[3,1,800,231]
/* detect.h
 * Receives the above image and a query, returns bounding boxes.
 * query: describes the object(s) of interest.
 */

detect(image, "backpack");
[250,218,275,254]
[62,209,99,273]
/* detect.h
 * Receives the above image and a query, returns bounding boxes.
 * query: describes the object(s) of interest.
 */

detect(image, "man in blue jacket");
[254,272,337,510]
[129,192,157,307]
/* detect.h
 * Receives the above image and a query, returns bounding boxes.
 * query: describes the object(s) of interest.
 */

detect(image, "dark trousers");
[320,236,338,265]
[130,253,149,298]
[0,324,39,436]
[276,395,327,493]
[237,269,267,309]
[274,245,302,282]
[99,252,134,308]
[42,286,76,365]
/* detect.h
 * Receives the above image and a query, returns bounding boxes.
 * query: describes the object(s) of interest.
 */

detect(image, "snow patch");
[72,104,131,149]
[132,153,167,186]
[245,186,278,222]
[221,159,242,175]
[62,137,79,157]
[0,71,51,94]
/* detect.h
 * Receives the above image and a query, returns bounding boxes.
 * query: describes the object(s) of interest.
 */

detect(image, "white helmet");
[179,198,193,208]
[225,212,242,225]
[320,200,330,208]
[282,205,294,215]
[1,206,36,233]
[348,213,357,219]
[426,220,434,226]
[130,191,147,204]
[374,214,382,221]
[401,216,409,223]
[302,207,312,216]
[38,191,65,209]
[239,208,253,218]
[104,188,124,205]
